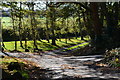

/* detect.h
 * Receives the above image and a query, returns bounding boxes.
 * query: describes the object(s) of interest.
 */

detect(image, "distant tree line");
[2,29,85,41]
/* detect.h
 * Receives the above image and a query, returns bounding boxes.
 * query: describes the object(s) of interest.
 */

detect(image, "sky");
[1,1,46,11]
[1,0,119,11]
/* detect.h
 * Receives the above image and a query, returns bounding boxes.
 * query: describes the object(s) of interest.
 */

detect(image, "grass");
[0,56,17,64]
[3,36,90,52]
[0,56,36,79]
[0,56,39,71]
[1,17,46,29]
[62,42,89,51]
[0,56,22,70]
[2,17,12,28]
[2,17,90,52]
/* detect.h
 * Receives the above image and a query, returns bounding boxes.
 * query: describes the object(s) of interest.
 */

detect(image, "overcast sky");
[1,1,46,11]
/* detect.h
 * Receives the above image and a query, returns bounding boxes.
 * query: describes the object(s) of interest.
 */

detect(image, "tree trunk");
[65,19,69,44]
[13,19,17,51]
[90,2,102,36]
[74,32,77,39]
[81,3,95,41]
[11,9,17,51]
[29,2,38,50]
[18,2,23,48]
[90,2,103,50]
[58,32,61,41]
[65,35,67,44]
[45,2,50,43]
[49,3,56,45]
[25,38,27,50]
[78,12,84,40]
[0,19,2,51]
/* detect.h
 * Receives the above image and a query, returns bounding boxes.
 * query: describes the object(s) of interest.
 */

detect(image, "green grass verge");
[62,42,89,51]
[1,17,45,29]
[3,37,90,52]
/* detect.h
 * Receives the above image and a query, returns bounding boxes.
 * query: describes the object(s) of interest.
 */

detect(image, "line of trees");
[1,2,120,52]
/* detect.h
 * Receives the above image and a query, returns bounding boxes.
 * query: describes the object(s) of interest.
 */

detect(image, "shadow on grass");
[68,39,75,42]
[36,42,61,51]
[59,41,78,46]
[83,39,89,42]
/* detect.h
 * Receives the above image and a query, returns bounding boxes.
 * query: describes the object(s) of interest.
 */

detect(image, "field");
[2,17,12,28]
[3,37,90,52]
[1,17,46,29]
[2,17,90,52]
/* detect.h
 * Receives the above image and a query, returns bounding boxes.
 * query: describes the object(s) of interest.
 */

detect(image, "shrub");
[104,48,120,68]
[2,29,19,41]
